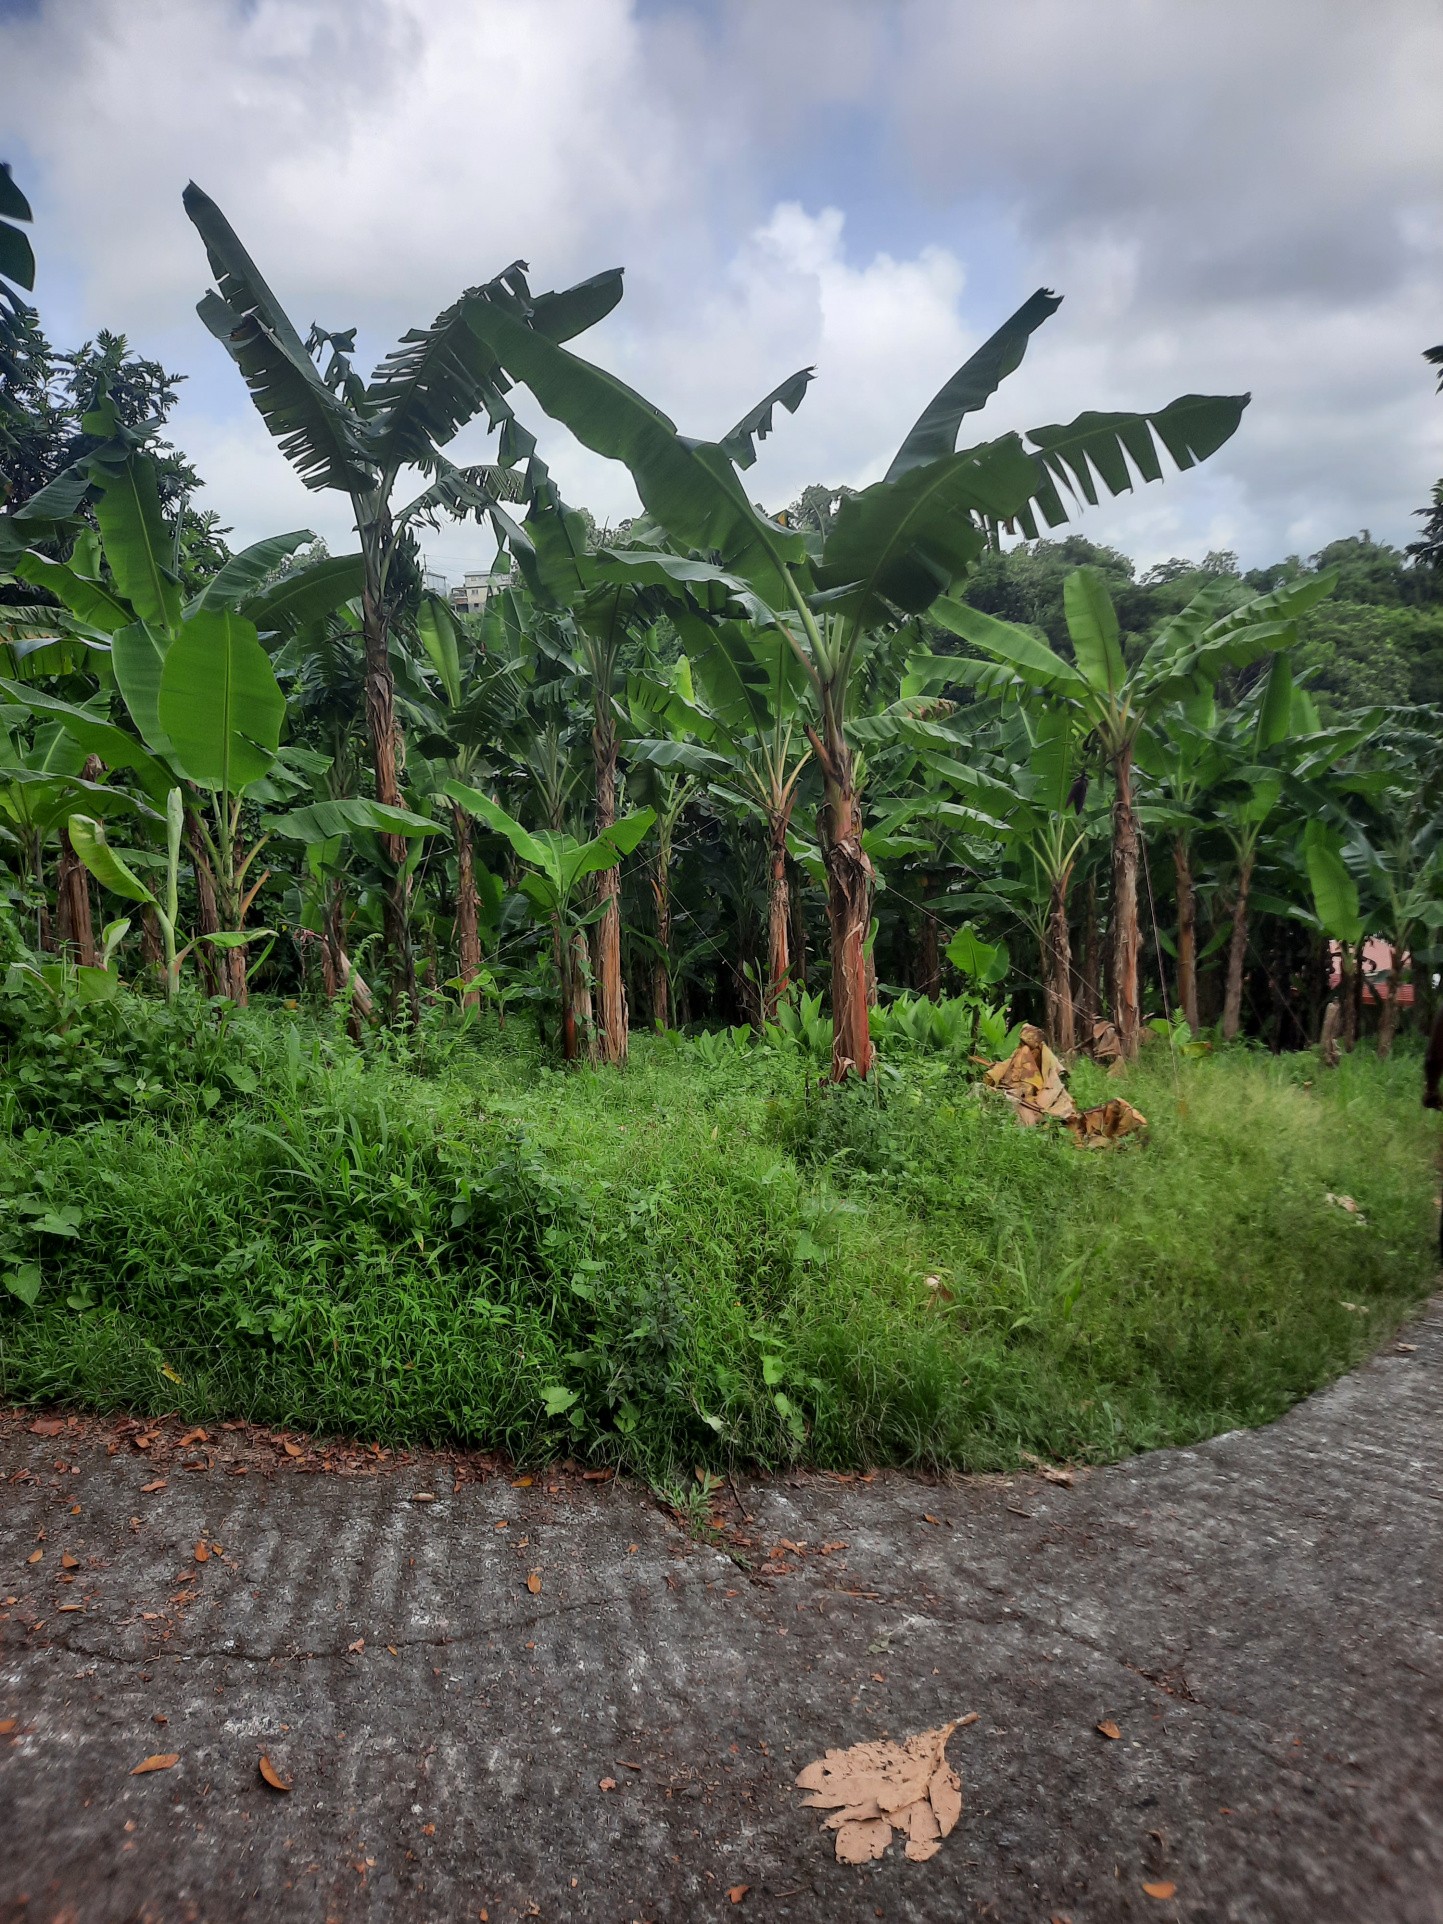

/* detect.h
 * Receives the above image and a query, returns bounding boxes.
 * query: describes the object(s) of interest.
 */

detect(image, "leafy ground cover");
[0,1002,1436,1484]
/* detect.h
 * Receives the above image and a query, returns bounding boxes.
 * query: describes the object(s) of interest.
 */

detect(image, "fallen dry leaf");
[282,1441,304,1458]
[61,1553,79,1570]
[727,1885,750,1904]
[599,1777,617,1792]
[1096,1720,1122,1741]
[29,1418,66,1438]
[512,1475,533,1488]
[0,1720,16,1735]
[258,1754,292,1792]
[1143,1882,1177,1900]
[411,1492,436,1503]
[347,1637,365,1654]
[1065,1096,1149,1147]
[140,1480,166,1494]
[796,1720,965,1866]
[922,1513,942,1526]
[131,1753,179,1775]
[1039,1466,1075,1487]
[25,1550,42,1565]
[193,1543,209,1564]
[582,1468,613,1482]
[177,1428,208,1447]
[526,1570,542,1595]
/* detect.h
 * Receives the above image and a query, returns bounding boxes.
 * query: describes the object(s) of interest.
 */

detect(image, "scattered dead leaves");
[796,1720,965,1864]
[982,1026,1146,1145]
[28,1418,66,1438]
[258,1754,292,1792]
[130,1753,179,1775]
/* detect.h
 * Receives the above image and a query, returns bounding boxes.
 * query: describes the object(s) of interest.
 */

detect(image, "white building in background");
[421,568,449,598]
[450,570,509,615]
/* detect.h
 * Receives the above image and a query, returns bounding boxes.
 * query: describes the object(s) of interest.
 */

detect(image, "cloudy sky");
[5,0,1442,584]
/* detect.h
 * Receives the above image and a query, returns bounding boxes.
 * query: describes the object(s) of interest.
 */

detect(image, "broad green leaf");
[185,183,374,495]
[466,296,806,607]
[443,779,556,876]
[111,620,170,751]
[12,551,131,631]
[240,551,365,640]
[946,924,1009,984]
[417,592,462,708]
[68,815,156,906]
[815,436,1039,625]
[1303,821,1363,944]
[157,608,285,792]
[931,598,1087,690]
[267,798,441,842]
[885,288,1061,481]
[93,453,182,633]
[719,366,814,471]
[1022,394,1249,532]
[5,1263,41,1308]
[560,808,656,892]
[191,530,314,610]
[0,681,174,803]
[1063,567,1126,695]
[1255,651,1294,751]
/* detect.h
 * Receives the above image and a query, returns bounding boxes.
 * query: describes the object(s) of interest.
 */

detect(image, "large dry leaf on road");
[796,1721,963,1864]
[984,1026,1075,1126]
[1065,1097,1148,1148]
[131,1753,179,1774]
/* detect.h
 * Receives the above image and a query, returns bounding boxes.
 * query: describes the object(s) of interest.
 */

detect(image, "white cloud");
[4,0,1441,571]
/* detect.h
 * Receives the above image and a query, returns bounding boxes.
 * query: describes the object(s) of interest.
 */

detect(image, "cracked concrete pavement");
[2,1297,1441,1924]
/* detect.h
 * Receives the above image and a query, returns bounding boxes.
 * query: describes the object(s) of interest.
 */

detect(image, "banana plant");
[629,621,815,1023]
[68,788,185,998]
[938,565,1335,1057]
[443,779,653,1061]
[183,184,622,1019]
[465,280,1248,1077]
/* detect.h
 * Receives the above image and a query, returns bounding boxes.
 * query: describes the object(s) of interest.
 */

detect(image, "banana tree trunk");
[55,825,96,967]
[813,725,874,1081]
[451,801,481,1011]
[186,813,225,997]
[360,522,419,1027]
[1109,745,1141,1060]
[1221,852,1254,1041]
[916,886,941,1001]
[1338,942,1358,1050]
[1174,835,1199,1034]
[1043,867,1076,1058]
[764,815,792,1024]
[590,715,627,1066]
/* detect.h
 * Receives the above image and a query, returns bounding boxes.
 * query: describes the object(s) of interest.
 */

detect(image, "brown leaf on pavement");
[140,1480,166,1494]
[727,1887,750,1904]
[193,1543,209,1564]
[797,1720,965,1865]
[258,1754,292,1792]
[61,1553,79,1570]
[1096,1720,1122,1740]
[598,1777,617,1791]
[29,1418,66,1437]
[526,1570,542,1595]
[25,1550,41,1565]
[282,1441,304,1458]
[1143,1882,1177,1899]
[177,1428,208,1447]
[131,1753,179,1774]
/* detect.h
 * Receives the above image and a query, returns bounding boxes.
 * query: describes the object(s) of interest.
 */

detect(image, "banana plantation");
[1,166,1439,1473]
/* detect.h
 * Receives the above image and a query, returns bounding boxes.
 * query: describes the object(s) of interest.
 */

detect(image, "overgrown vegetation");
[0,996,1434,1479]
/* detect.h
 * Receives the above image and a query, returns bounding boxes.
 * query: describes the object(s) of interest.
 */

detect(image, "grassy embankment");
[0,1012,1437,1482]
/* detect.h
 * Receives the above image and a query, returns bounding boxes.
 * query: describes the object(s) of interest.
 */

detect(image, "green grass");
[0,1010,1437,1482]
